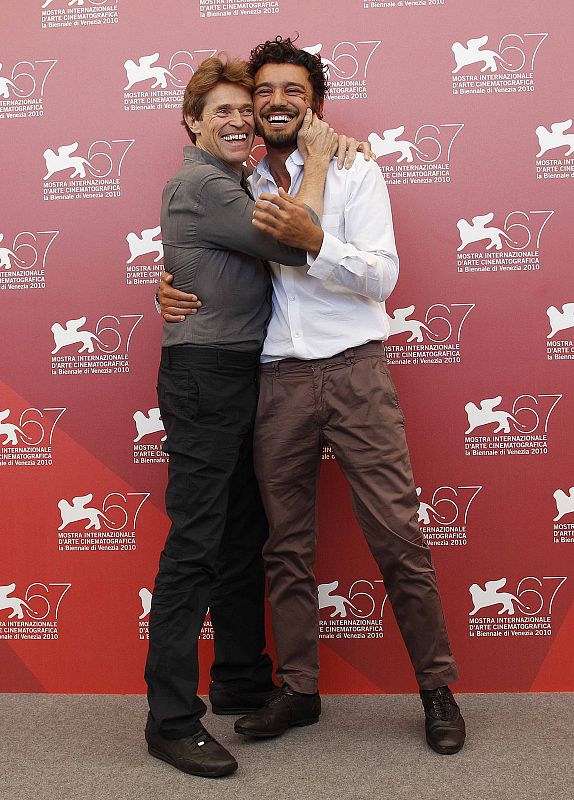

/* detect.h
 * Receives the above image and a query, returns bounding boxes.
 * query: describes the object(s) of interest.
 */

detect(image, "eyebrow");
[214,103,253,111]
[255,81,306,90]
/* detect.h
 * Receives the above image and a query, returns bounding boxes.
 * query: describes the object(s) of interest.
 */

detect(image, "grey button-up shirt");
[161,146,307,352]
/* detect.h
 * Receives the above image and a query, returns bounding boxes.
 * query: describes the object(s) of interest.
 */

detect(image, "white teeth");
[222,134,247,141]
[268,115,291,123]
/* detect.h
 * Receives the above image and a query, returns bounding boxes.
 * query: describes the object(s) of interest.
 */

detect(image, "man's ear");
[312,99,325,120]
[186,114,201,136]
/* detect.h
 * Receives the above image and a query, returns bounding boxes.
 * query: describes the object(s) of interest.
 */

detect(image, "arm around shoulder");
[196,172,307,266]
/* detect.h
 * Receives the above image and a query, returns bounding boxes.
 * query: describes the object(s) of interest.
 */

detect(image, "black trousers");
[144,345,274,738]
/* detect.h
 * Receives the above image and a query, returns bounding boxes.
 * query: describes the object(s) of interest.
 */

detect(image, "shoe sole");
[425,733,465,755]
[234,716,320,738]
[211,705,263,716]
[148,745,238,778]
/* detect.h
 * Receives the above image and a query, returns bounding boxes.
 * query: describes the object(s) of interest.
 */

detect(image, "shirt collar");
[183,145,245,183]
[254,148,304,183]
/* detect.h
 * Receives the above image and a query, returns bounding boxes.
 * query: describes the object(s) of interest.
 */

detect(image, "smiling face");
[187,82,255,173]
[253,63,320,150]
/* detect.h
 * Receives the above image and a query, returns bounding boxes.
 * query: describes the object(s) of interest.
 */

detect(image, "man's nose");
[269,88,288,107]
[229,109,244,127]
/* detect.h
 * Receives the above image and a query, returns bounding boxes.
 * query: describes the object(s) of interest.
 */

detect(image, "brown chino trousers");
[253,341,459,694]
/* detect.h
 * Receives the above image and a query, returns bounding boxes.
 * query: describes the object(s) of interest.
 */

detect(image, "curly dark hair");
[248,36,329,115]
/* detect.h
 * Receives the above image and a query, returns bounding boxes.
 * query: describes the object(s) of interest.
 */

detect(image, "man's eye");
[216,109,230,116]
[255,88,271,96]
[242,108,254,116]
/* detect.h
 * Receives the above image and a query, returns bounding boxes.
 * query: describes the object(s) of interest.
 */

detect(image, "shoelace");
[265,686,292,706]
[425,688,458,721]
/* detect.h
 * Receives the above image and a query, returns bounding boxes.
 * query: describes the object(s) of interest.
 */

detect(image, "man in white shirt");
[159,37,465,756]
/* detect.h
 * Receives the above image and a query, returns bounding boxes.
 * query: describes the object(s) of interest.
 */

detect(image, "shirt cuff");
[307,230,344,279]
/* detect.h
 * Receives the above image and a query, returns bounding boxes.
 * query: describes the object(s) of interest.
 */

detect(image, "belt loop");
[344,347,355,365]
[164,347,172,368]
[273,360,280,377]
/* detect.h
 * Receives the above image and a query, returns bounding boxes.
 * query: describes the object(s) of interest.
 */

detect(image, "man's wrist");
[302,156,330,176]
[306,227,324,260]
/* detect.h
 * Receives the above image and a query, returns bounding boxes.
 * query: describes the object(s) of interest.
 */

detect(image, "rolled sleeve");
[306,160,399,302]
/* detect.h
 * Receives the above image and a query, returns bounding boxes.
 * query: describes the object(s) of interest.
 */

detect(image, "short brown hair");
[181,57,254,143]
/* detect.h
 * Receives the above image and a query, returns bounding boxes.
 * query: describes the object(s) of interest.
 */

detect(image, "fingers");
[335,136,360,169]
[300,108,313,136]
[163,311,186,322]
[160,271,173,284]
[256,190,297,211]
[277,187,297,203]
[159,284,199,302]
[337,135,348,169]
[357,141,373,160]
[251,216,273,236]
[345,138,358,169]
[253,205,281,231]
[163,298,201,309]
[161,301,199,322]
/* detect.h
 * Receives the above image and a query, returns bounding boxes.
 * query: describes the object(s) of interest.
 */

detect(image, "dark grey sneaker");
[420,686,466,755]
[145,721,238,778]
[234,684,321,738]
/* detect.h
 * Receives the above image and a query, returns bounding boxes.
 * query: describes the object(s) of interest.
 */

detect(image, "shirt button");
[289,295,296,301]
[294,332,300,338]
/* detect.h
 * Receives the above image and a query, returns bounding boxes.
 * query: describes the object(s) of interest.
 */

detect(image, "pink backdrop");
[1,0,573,694]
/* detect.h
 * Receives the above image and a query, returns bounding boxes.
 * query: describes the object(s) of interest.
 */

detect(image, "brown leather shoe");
[234,684,320,738]
[209,682,280,715]
[420,686,466,755]
[145,721,238,778]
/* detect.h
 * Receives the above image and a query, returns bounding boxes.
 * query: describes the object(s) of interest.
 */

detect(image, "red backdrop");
[1,0,573,694]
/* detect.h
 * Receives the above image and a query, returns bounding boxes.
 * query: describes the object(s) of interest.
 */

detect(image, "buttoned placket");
[259,156,310,359]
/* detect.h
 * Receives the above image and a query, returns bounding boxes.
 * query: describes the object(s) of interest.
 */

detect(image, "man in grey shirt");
[161,145,278,352]
[144,56,336,779]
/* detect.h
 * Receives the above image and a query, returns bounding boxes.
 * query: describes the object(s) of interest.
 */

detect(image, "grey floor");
[1,693,572,800]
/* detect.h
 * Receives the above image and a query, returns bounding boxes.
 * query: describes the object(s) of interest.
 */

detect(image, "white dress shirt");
[252,150,399,362]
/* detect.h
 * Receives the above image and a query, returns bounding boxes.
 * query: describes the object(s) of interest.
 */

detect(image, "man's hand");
[253,188,324,257]
[297,110,338,164]
[297,108,374,170]
[158,271,202,323]
[336,137,373,169]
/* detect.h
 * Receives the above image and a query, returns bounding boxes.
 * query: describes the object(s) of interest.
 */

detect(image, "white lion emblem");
[469,579,529,616]
[58,494,112,531]
[51,317,104,354]
[452,36,507,74]
[133,408,166,443]
[318,581,358,619]
[124,54,177,91]
[553,487,574,522]
[0,584,34,619]
[546,304,574,339]
[535,120,574,158]
[457,214,515,251]
[43,143,96,180]
[465,397,519,434]
[368,127,425,163]
[126,226,163,264]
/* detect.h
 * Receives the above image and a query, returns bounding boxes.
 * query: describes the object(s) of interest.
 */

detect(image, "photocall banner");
[1,0,573,694]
